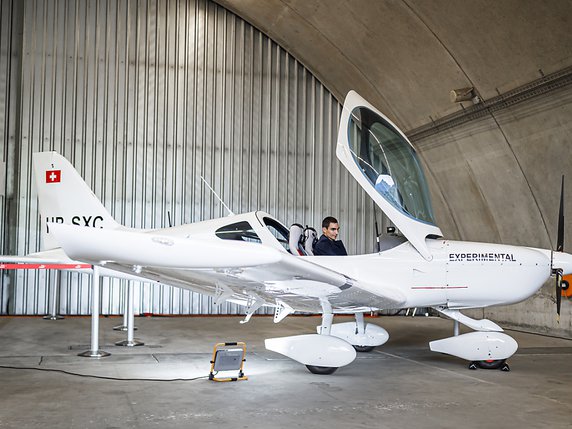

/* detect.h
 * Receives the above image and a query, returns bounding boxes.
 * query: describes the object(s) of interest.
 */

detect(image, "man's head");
[322,216,340,241]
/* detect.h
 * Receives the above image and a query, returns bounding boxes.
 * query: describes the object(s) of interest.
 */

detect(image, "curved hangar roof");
[215,0,572,130]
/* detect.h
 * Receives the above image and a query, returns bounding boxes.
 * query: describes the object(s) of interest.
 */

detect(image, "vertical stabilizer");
[33,152,121,250]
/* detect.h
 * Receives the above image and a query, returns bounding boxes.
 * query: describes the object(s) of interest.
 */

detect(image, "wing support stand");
[273,300,294,323]
[43,270,64,320]
[78,265,110,358]
[213,282,234,307]
[115,282,144,347]
[240,293,265,324]
[113,282,138,332]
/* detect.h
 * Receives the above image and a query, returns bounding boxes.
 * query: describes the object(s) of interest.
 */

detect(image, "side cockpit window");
[215,221,261,243]
[262,217,290,252]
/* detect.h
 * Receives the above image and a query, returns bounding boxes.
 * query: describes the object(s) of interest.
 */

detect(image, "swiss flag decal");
[46,170,61,183]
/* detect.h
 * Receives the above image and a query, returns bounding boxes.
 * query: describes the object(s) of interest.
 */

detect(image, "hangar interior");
[1,0,572,428]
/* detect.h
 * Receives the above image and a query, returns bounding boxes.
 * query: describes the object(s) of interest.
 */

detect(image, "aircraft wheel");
[562,280,570,291]
[305,365,338,375]
[353,345,375,353]
[476,359,506,370]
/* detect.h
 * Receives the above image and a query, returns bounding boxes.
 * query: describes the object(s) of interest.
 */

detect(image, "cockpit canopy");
[347,106,437,226]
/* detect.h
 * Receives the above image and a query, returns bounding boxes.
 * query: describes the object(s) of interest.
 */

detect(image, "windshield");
[348,107,436,225]
[263,217,290,252]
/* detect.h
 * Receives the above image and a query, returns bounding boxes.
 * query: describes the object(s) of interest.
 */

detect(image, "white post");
[78,266,110,358]
[43,270,64,320]
[113,283,128,331]
[115,282,144,347]
[127,283,134,343]
[113,282,137,331]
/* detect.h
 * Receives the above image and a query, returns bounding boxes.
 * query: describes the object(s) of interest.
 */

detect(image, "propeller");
[553,175,565,319]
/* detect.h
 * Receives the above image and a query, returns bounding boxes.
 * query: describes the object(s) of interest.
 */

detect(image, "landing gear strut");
[351,312,376,353]
[306,301,339,375]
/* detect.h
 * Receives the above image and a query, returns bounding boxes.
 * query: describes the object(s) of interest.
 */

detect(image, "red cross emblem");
[45,170,61,183]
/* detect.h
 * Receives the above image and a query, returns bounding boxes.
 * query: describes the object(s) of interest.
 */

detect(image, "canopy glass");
[348,107,436,225]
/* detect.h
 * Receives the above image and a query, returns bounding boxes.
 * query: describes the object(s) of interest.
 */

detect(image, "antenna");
[200,176,235,216]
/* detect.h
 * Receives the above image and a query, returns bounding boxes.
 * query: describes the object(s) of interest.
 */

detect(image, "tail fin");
[33,152,121,250]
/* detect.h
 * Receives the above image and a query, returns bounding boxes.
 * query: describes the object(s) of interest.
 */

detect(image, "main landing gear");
[351,312,376,353]
[306,302,340,375]
[469,359,510,371]
[353,345,375,353]
[429,308,518,371]
[306,365,339,375]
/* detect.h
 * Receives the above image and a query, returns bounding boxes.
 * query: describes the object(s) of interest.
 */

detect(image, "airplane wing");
[48,223,406,314]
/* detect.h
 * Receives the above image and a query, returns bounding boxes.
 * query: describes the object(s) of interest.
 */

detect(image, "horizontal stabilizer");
[0,248,78,265]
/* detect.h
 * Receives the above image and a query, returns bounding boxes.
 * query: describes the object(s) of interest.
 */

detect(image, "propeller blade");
[557,175,564,252]
[556,271,562,319]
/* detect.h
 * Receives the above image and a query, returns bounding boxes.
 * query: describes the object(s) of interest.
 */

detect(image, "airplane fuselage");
[309,239,553,310]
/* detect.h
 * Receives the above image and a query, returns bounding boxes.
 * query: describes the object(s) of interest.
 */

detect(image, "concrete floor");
[0,315,571,429]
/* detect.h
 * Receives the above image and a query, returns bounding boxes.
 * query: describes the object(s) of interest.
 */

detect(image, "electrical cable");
[0,364,208,382]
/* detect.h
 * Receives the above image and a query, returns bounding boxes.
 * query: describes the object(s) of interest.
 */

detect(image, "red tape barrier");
[0,263,91,270]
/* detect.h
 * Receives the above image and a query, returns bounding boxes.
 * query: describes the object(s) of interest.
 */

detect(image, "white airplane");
[3,91,571,374]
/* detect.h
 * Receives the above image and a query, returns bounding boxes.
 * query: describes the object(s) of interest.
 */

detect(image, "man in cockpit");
[313,216,348,256]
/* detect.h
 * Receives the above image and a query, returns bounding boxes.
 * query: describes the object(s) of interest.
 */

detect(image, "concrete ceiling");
[215,0,572,131]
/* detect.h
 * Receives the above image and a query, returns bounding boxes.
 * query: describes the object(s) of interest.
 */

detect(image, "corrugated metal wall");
[0,0,379,315]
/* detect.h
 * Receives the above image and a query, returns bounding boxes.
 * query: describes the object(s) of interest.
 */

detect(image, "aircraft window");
[348,107,437,225]
[215,221,262,243]
[263,217,290,252]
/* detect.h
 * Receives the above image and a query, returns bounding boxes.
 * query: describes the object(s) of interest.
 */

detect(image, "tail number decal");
[72,215,104,228]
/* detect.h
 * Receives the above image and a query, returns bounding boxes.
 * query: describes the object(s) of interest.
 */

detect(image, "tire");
[305,365,338,375]
[476,359,506,370]
[353,345,375,353]
[562,280,570,291]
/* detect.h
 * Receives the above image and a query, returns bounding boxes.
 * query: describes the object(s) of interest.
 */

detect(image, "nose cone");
[553,251,572,275]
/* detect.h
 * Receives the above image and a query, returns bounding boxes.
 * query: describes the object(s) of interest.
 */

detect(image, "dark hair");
[322,216,338,229]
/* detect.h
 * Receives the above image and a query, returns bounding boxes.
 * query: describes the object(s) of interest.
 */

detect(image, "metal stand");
[113,283,137,331]
[78,266,110,358]
[43,270,64,320]
[115,282,144,347]
[453,320,460,336]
